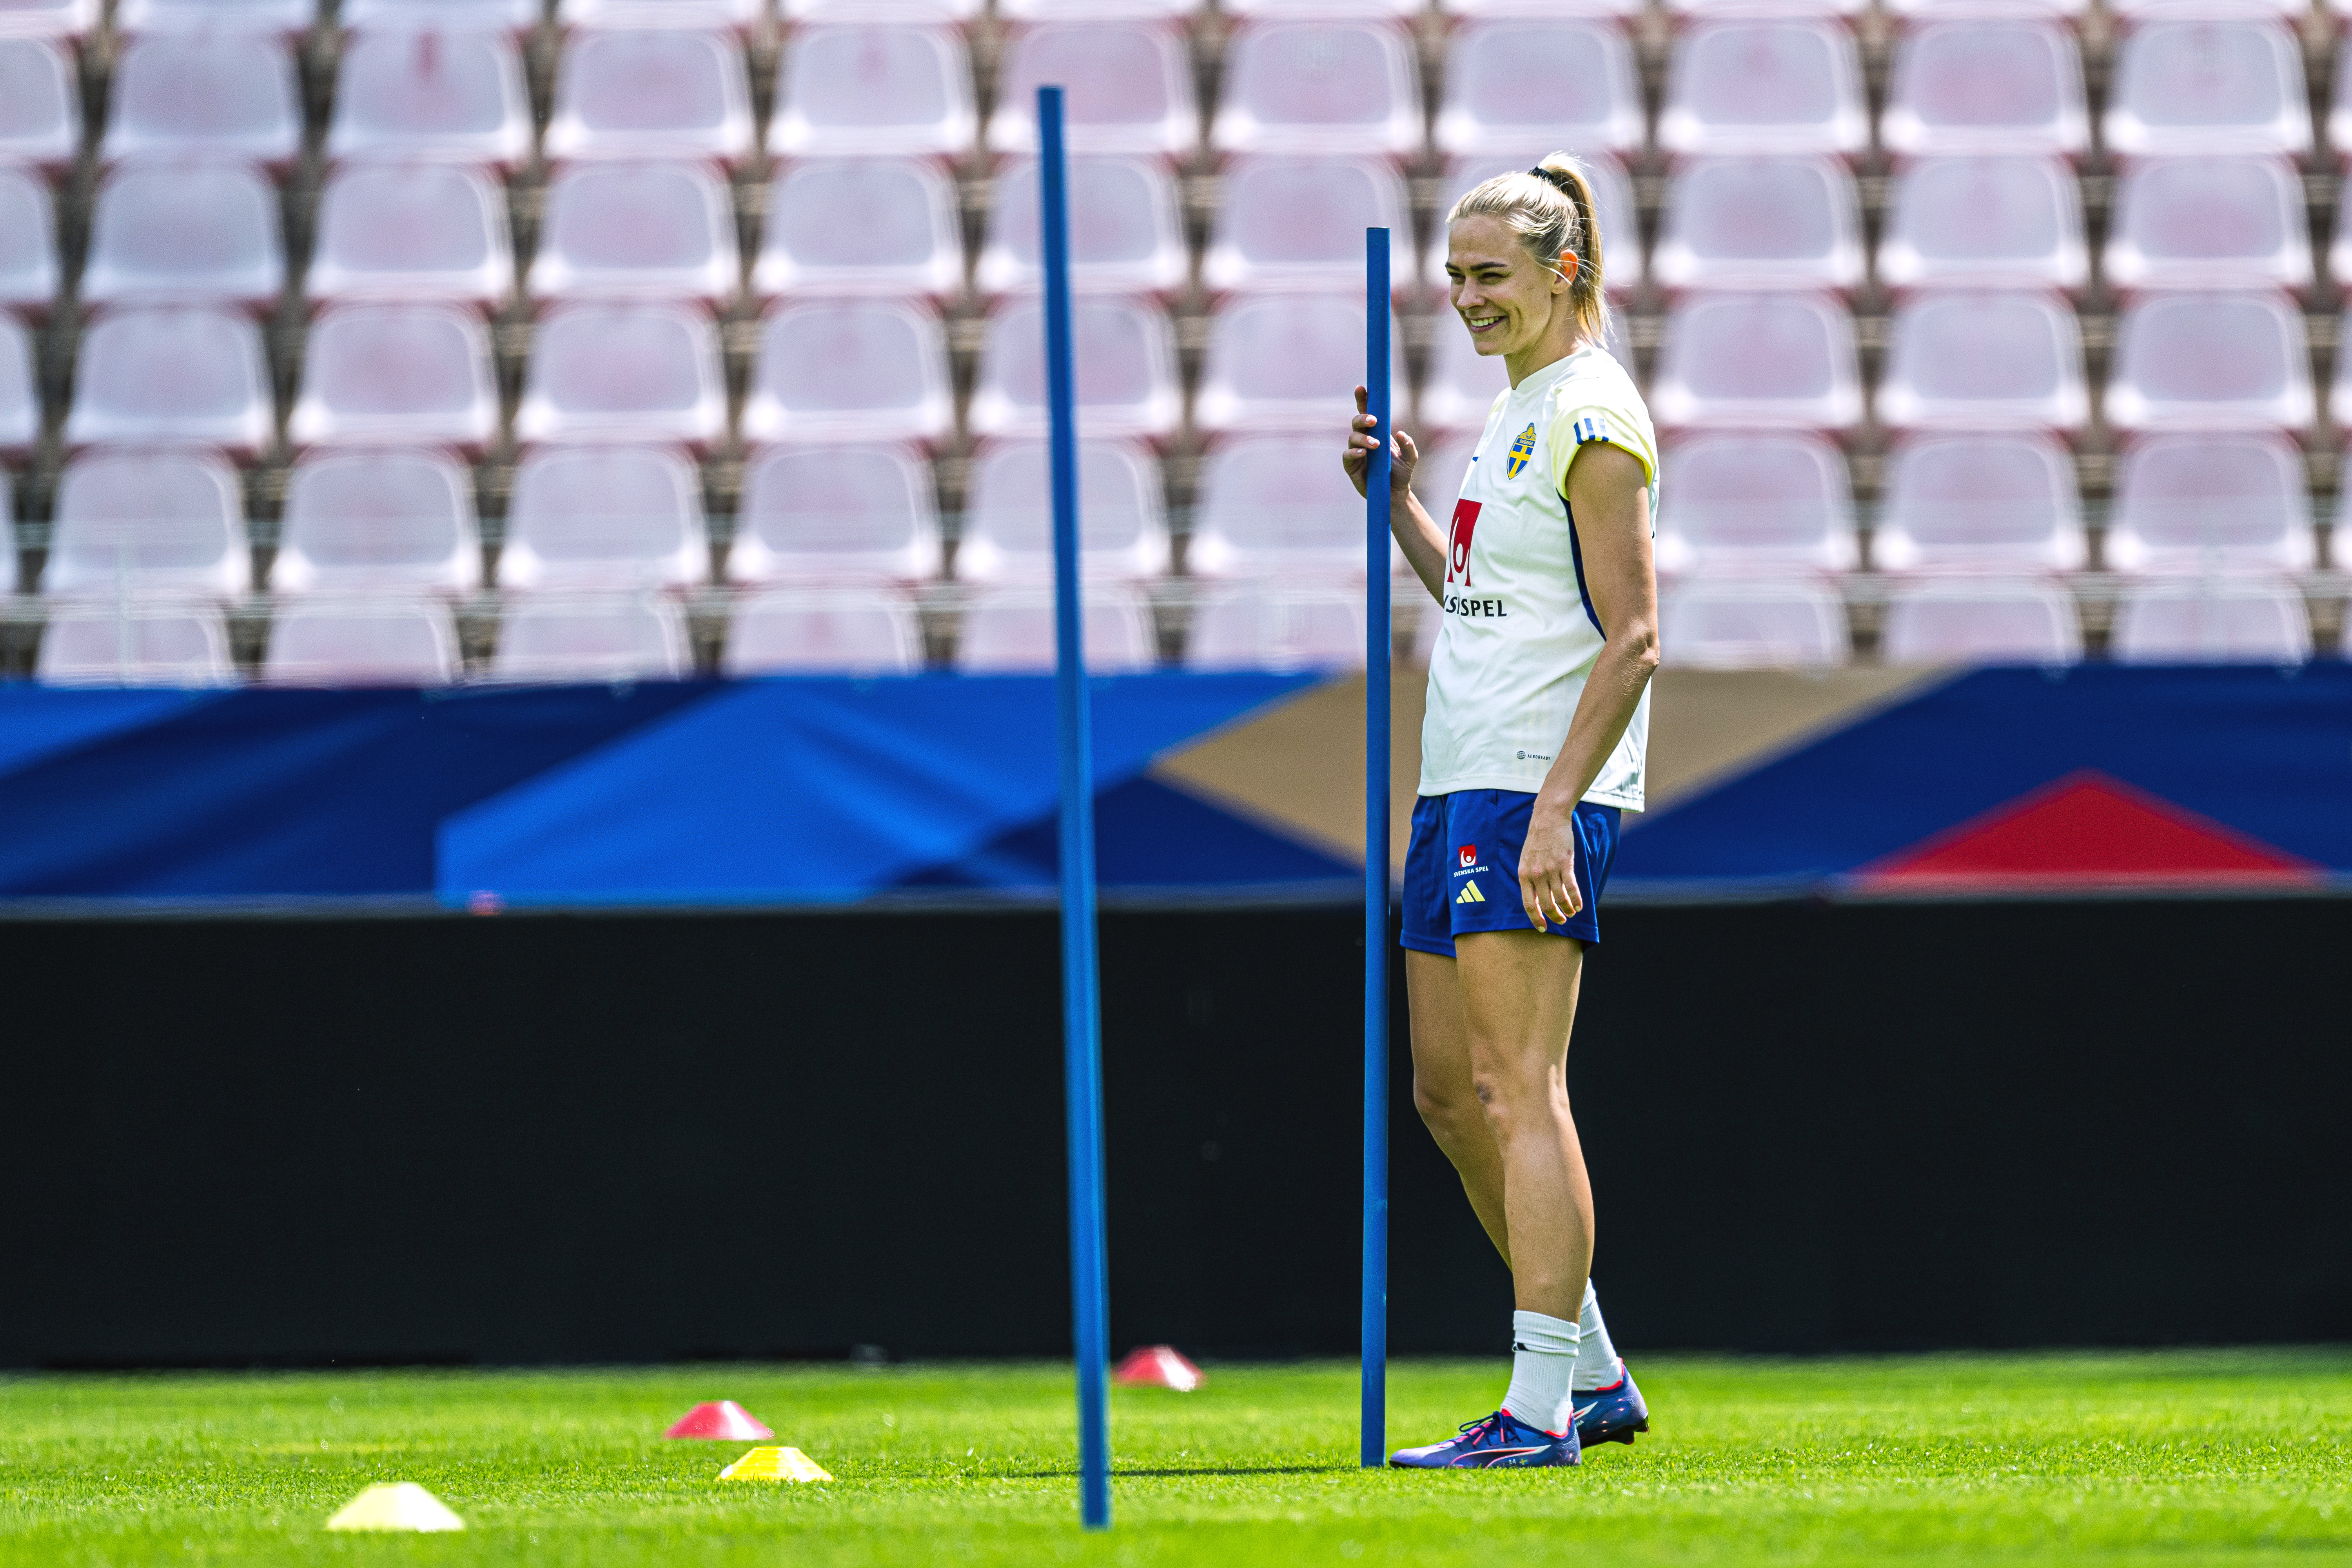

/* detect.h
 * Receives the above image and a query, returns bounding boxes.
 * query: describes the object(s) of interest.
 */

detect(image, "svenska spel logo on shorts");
[1457,845,1477,869]
[1506,423,1538,479]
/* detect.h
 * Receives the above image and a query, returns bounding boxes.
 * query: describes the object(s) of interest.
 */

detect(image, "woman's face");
[1445,213,1573,360]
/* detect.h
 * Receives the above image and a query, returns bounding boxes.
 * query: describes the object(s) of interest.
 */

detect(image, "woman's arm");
[1516,441,1661,932]
[1343,385,1447,600]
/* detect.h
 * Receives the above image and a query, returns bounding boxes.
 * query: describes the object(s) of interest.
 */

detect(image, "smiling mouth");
[1465,313,1506,334]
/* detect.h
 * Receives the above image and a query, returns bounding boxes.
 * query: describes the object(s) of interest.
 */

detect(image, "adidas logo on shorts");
[1454,883,1486,905]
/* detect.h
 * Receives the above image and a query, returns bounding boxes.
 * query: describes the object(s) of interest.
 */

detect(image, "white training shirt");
[1417,342,1659,809]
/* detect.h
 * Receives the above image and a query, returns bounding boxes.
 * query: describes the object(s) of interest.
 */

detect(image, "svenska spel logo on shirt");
[1505,423,1537,479]
[1457,845,1477,869]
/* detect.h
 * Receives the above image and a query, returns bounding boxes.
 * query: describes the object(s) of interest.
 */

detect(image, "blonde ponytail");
[1447,151,1610,349]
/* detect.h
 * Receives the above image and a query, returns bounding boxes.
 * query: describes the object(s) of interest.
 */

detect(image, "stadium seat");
[1201,155,1405,298]
[782,0,980,18]
[968,297,1181,441]
[1433,20,1643,161]
[982,155,1188,298]
[2105,17,2310,160]
[751,158,962,300]
[740,298,954,447]
[113,0,313,37]
[514,301,729,450]
[1196,294,1396,435]
[529,160,739,306]
[2112,578,2310,664]
[1658,20,1868,160]
[768,24,975,159]
[722,588,924,676]
[1659,576,1848,668]
[1880,577,2082,665]
[499,444,710,590]
[103,34,302,167]
[2104,432,2314,573]
[1648,292,1863,434]
[1877,291,2088,436]
[1872,431,2085,572]
[558,0,762,31]
[0,0,95,41]
[328,27,534,169]
[1223,0,1420,14]
[2105,290,2313,435]
[0,166,59,316]
[273,446,483,593]
[289,302,500,453]
[46,446,249,597]
[64,306,274,457]
[307,161,515,309]
[1189,433,1363,577]
[996,0,1195,18]
[263,596,462,685]
[1185,583,1365,672]
[1442,0,1639,16]
[956,585,1157,673]
[1652,156,1864,296]
[958,437,1169,583]
[0,40,80,172]
[341,0,539,33]
[1654,432,1856,576]
[544,28,755,165]
[0,313,34,457]
[1877,156,2088,294]
[726,443,942,584]
[987,21,1198,158]
[80,160,283,312]
[490,593,691,682]
[2103,156,2310,297]
[1211,19,1423,157]
[37,600,236,686]
[1433,153,1637,296]
[1881,19,2089,160]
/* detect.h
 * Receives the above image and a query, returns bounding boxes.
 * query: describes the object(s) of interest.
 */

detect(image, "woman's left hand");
[1518,801,1583,932]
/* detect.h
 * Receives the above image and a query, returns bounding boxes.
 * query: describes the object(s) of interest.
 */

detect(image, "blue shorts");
[1401,790,1622,957]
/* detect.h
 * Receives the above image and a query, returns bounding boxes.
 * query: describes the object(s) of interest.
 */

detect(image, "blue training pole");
[1040,83,1113,1532]
[1361,227,1394,1470]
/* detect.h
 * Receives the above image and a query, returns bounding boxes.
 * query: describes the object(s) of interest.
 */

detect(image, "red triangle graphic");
[1861,770,2317,889]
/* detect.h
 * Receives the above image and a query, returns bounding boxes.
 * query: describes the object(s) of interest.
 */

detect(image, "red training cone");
[664,1400,775,1440]
[1113,1346,1205,1392]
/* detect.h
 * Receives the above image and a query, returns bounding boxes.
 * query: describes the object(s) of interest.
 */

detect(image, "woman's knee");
[1413,1071,1481,1136]
[1469,1062,1561,1135]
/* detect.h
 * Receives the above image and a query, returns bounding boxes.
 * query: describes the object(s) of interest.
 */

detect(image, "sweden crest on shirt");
[1505,423,1538,479]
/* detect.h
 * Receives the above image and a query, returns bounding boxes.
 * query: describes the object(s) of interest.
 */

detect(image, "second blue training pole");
[1361,227,1394,1470]
[1039,83,1112,1532]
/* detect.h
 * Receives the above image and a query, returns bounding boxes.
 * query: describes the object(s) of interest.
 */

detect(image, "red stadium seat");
[768,24,975,159]
[1878,290,2087,436]
[1880,577,2082,665]
[1660,576,1849,668]
[2105,17,2310,160]
[2105,432,2314,573]
[529,160,739,307]
[1659,20,1868,161]
[958,437,1169,583]
[1196,293,1398,435]
[2106,290,2313,435]
[727,443,942,584]
[491,593,691,682]
[0,313,33,457]
[499,444,710,590]
[113,0,313,38]
[968,297,1181,442]
[2112,578,2310,663]
[38,600,236,686]
[308,161,514,308]
[47,446,249,597]
[1878,156,2087,294]
[723,588,924,676]
[1189,433,1363,577]
[65,307,274,456]
[1434,20,1643,161]
[1652,156,1863,296]
[289,301,500,453]
[1185,583,1365,672]
[1649,292,1863,434]
[0,40,81,172]
[1201,155,1406,298]
[263,596,462,685]
[1211,19,1423,158]
[544,28,755,165]
[956,584,1157,672]
[0,0,96,40]
[0,167,58,316]
[341,0,539,34]
[988,20,1198,158]
[741,298,954,447]
[103,34,301,168]
[1881,19,2089,160]
[1873,431,2085,573]
[514,301,729,450]
[2104,156,2310,297]
[1655,432,1856,576]
[328,27,534,169]
[983,155,1187,299]
[1433,153,1637,296]
[80,159,283,312]
[274,446,483,594]
[752,158,962,300]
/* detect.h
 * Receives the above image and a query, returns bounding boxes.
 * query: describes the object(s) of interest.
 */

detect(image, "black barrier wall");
[2,897,2347,1367]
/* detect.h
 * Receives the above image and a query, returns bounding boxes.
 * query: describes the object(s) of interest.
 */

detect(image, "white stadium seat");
[1880,577,2082,665]
[491,593,692,682]
[514,302,729,450]
[1434,20,1643,161]
[46,446,249,597]
[727,443,942,585]
[1881,19,2090,160]
[0,165,60,314]
[113,0,313,37]
[968,298,1182,441]
[2105,432,2315,573]
[64,306,274,457]
[530,160,739,306]
[39,600,236,686]
[1878,156,2088,294]
[723,589,923,677]
[1877,290,2089,435]
[1185,583,1366,672]
[103,34,302,167]
[308,161,514,308]
[1649,292,1863,434]
[769,24,975,159]
[741,298,955,447]
[2112,578,2310,664]
[328,27,534,169]
[1660,576,1848,668]
[2105,17,2310,160]
[753,158,963,301]
[1654,432,1856,576]
[0,40,80,171]
[80,159,283,311]
[289,302,501,453]
[544,28,755,165]
[499,444,711,590]
[958,438,1169,583]
[273,446,484,594]
[956,585,1158,673]
[263,597,462,686]
[1659,20,1869,160]
[1872,432,2085,573]
[1652,156,1864,296]
[1212,18,1423,157]
[0,0,97,42]
[1189,433,1365,578]
[559,0,762,30]
[2105,290,2313,436]
[1195,294,1397,435]
[0,313,34,457]
[982,156,1189,298]
[2104,156,2311,297]
[341,0,539,33]
[988,21,1198,158]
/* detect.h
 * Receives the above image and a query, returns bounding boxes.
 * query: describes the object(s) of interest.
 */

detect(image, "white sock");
[1573,1280,1624,1392]
[1501,1308,1581,1436]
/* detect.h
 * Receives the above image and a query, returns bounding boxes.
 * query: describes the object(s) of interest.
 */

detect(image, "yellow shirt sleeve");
[1546,401,1658,499]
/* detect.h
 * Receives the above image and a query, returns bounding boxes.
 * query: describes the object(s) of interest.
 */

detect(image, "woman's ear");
[1555,252,1579,292]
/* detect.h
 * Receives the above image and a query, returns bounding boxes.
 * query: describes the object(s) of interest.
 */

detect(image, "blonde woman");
[1345,153,1659,1469]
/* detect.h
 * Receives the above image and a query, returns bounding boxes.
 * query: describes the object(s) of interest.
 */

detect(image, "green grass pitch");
[3,1351,2348,1566]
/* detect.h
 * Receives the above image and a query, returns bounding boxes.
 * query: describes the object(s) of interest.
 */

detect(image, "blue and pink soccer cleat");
[1388,1409,1581,1469]
[1573,1367,1650,1446]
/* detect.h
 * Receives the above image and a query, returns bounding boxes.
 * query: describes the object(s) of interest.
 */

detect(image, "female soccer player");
[1344,152,1659,1469]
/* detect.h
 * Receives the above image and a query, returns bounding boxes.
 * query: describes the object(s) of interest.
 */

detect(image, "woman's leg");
[1405,949,1512,1266]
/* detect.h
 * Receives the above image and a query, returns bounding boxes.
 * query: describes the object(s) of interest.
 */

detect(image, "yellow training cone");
[324,1483,465,1532]
[718,1446,832,1482]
